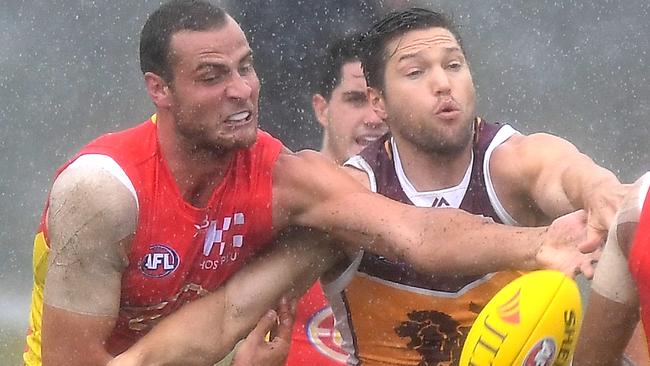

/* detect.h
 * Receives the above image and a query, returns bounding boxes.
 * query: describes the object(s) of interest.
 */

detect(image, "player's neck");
[157,118,234,207]
[393,138,472,192]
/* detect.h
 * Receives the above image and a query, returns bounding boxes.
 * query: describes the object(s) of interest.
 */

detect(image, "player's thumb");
[581,226,605,253]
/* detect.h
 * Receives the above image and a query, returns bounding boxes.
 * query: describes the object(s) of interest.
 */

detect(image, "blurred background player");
[285,35,387,365]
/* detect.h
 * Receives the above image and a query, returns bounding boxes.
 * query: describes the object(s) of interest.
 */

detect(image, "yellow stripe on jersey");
[24,231,50,366]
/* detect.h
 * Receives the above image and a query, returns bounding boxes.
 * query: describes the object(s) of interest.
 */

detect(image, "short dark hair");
[315,34,363,100]
[359,8,463,91]
[139,0,228,81]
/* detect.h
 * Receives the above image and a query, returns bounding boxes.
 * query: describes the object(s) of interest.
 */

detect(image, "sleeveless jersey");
[628,178,650,346]
[24,116,282,365]
[324,119,523,366]
[285,282,347,365]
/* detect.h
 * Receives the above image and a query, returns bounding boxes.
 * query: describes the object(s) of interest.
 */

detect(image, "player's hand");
[581,183,630,254]
[536,210,602,279]
[231,296,296,366]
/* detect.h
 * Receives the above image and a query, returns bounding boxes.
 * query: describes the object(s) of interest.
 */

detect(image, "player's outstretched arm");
[41,165,136,366]
[492,132,625,247]
[275,150,599,278]
[110,228,342,366]
[574,174,649,365]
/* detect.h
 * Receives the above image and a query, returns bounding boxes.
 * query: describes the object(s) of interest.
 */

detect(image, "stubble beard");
[404,116,474,158]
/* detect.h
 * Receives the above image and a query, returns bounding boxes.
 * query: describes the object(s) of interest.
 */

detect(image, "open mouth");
[225,111,252,126]
[355,134,383,146]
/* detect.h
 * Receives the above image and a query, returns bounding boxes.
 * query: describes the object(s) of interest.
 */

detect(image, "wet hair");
[359,7,463,91]
[315,34,363,100]
[139,0,228,81]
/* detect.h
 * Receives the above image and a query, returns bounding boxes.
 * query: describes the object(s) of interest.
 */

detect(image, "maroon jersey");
[325,119,524,365]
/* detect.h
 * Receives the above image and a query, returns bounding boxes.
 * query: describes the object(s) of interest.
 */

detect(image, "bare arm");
[492,133,624,240]
[110,228,342,366]
[276,150,598,277]
[41,164,135,366]
[574,173,649,365]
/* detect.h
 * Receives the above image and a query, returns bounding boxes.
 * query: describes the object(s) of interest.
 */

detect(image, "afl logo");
[307,307,347,362]
[523,337,557,366]
[140,245,179,278]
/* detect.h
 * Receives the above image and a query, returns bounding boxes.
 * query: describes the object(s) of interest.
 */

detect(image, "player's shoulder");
[50,157,138,228]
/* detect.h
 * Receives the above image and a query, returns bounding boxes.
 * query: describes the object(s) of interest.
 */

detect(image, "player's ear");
[144,72,173,109]
[368,87,387,120]
[312,93,329,128]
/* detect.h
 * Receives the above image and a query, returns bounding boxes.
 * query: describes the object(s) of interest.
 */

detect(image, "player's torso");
[25,119,282,361]
[325,120,523,366]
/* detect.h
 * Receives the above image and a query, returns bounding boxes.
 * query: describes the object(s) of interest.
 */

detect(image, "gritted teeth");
[356,134,382,145]
[227,111,250,122]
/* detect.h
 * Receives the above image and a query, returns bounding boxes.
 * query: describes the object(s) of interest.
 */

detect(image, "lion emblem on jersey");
[395,310,469,366]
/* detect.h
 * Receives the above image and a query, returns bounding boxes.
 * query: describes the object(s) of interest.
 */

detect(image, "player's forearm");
[110,291,231,366]
[358,206,543,275]
[112,236,342,366]
[573,293,639,366]
[561,156,621,211]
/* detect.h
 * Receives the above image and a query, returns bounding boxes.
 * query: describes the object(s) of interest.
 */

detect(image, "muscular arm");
[41,164,135,366]
[492,133,624,238]
[574,173,650,366]
[110,228,343,366]
[275,150,597,277]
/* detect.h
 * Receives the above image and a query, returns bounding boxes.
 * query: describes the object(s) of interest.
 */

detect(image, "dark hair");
[139,0,228,81]
[359,7,463,91]
[315,34,363,100]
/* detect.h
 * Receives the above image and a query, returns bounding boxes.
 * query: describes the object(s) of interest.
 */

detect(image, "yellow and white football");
[459,270,582,366]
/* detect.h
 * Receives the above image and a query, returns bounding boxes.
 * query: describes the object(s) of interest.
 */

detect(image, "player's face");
[378,27,476,156]
[317,61,387,163]
[166,16,260,153]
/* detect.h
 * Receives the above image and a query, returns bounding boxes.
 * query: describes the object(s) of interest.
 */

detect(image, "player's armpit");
[42,165,136,365]
[110,227,342,366]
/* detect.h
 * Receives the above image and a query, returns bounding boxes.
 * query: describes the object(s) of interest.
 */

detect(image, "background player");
[286,35,388,365]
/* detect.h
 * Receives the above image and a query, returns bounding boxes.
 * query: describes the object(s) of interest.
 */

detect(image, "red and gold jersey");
[325,120,523,366]
[286,282,347,365]
[24,116,282,364]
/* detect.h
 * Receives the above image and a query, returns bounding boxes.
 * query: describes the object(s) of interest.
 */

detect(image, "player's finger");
[248,309,278,342]
[579,229,604,254]
[273,297,296,342]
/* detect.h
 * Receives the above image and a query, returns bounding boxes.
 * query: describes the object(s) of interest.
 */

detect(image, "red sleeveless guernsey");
[629,187,650,348]
[24,117,282,363]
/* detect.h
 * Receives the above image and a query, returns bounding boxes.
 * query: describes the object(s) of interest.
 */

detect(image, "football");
[459,270,582,366]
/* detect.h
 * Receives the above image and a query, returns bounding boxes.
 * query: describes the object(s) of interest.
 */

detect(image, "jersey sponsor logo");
[306,306,347,362]
[523,337,556,366]
[140,244,179,278]
[432,196,450,208]
[197,212,246,270]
